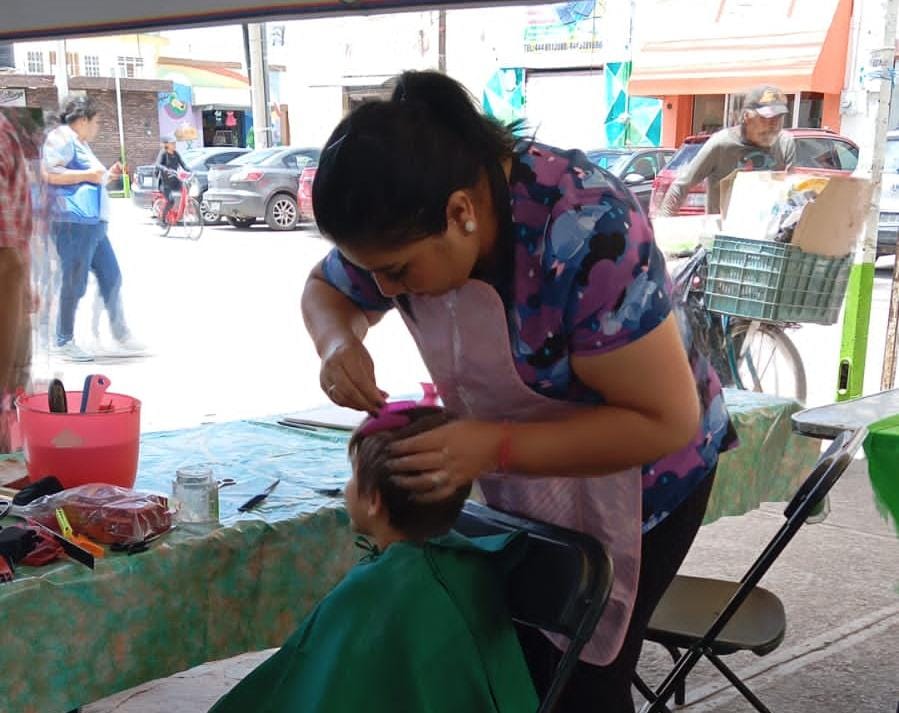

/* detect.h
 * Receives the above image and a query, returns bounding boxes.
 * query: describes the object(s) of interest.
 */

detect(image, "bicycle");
[672,245,807,402]
[152,169,204,240]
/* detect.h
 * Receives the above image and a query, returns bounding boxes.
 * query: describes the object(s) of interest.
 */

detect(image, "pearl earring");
[464,220,476,233]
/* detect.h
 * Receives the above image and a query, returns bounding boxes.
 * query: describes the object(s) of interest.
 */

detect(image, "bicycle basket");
[705,235,851,325]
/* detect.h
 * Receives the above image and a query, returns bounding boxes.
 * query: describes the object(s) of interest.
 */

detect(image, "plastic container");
[705,235,852,325]
[172,465,219,527]
[15,391,141,489]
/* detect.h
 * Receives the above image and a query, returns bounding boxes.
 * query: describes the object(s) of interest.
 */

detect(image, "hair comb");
[357,383,439,437]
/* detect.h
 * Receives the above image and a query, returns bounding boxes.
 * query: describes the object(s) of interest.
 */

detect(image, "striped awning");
[629,0,852,97]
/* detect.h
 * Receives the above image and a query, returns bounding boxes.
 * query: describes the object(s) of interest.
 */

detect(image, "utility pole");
[836,0,899,400]
[246,23,270,149]
[54,39,68,98]
[438,9,447,73]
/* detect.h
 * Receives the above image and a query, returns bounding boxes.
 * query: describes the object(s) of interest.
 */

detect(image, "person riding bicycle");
[155,135,188,224]
[659,85,796,217]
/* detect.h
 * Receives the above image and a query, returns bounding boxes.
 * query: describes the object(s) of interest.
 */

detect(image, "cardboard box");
[718,170,872,257]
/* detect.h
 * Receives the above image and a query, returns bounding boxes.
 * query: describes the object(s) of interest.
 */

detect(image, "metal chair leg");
[632,675,674,713]
[638,646,704,713]
[663,646,686,705]
[705,652,773,713]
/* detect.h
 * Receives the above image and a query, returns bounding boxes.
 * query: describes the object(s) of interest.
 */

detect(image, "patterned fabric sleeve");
[42,126,75,173]
[321,248,394,312]
[0,116,32,252]
[566,195,672,357]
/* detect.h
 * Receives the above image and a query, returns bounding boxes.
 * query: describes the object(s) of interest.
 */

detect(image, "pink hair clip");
[357,383,440,437]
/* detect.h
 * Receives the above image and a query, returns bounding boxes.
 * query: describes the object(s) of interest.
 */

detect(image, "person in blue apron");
[42,95,141,362]
[301,70,737,712]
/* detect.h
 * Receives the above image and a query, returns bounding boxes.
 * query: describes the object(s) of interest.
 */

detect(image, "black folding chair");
[635,428,867,713]
[454,501,614,713]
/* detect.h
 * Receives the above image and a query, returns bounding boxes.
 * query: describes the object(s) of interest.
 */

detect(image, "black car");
[131,146,251,222]
[586,147,675,213]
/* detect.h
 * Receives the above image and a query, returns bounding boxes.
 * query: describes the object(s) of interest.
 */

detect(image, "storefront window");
[692,94,725,135]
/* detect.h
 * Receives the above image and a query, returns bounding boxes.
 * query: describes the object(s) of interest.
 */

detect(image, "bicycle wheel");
[727,321,807,402]
[152,198,172,238]
[181,198,204,240]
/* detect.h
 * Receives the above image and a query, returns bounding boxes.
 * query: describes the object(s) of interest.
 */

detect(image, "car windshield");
[609,154,635,176]
[182,149,205,163]
[587,150,629,170]
[665,143,705,172]
[886,139,899,173]
[227,148,280,166]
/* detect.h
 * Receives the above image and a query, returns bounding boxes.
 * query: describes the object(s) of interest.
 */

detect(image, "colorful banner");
[158,83,201,149]
[604,61,662,147]
[482,68,526,126]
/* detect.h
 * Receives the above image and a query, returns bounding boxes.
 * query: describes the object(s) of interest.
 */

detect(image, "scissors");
[217,478,237,489]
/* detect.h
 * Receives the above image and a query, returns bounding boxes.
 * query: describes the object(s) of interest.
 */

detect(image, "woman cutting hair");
[301,70,736,712]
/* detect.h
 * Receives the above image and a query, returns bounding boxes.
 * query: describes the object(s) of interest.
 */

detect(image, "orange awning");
[629,0,852,97]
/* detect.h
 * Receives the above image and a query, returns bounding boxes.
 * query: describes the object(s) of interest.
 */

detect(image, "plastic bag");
[16,484,174,545]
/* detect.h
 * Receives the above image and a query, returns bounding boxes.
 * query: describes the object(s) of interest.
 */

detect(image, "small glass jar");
[172,465,219,526]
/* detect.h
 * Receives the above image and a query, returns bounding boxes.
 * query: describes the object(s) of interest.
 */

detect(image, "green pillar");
[837,261,876,401]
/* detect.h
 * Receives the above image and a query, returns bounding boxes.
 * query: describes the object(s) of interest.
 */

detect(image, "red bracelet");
[497,422,513,473]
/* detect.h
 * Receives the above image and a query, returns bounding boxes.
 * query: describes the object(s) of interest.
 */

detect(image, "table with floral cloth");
[0,389,818,713]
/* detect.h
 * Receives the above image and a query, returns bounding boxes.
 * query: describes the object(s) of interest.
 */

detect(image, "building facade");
[628,0,852,146]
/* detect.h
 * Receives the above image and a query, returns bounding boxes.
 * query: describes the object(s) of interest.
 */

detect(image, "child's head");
[346,405,469,541]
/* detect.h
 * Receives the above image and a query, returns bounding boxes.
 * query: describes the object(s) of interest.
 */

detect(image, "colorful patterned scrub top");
[322,143,738,531]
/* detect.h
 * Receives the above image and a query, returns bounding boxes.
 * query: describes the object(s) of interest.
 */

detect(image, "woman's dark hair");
[348,405,468,540]
[312,70,517,250]
[58,95,98,126]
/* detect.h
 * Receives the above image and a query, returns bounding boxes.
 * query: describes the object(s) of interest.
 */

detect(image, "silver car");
[204,147,321,230]
[878,131,899,257]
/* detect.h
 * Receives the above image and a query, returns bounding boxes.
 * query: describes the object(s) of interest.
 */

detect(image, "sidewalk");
[84,458,898,713]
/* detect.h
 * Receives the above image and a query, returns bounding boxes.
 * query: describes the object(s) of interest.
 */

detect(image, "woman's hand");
[85,167,106,184]
[388,420,503,503]
[319,336,387,413]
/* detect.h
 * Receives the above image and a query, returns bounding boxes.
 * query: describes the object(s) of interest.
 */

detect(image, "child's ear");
[366,488,385,519]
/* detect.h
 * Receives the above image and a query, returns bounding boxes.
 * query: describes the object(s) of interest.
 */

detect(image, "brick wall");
[24,87,59,115]
[82,90,161,170]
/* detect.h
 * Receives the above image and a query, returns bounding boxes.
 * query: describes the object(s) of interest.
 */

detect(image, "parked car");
[131,146,250,221]
[204,147,321,230]
[297,164,316,224]
[586,147,675,213]
[877,130,899,257]
[648,128,860,219]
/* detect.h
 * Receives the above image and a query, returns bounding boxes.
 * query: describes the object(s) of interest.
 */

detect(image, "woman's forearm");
[44,169,99,186]
[301,267,380,356]
[503,402,698,477]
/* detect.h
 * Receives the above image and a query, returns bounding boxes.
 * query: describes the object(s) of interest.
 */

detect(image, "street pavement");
[56,200,896,712]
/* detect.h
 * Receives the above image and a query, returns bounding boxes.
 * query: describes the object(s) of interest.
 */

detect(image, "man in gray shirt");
[660,85,796,216]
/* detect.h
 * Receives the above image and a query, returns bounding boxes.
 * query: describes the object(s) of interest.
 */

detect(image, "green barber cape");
[209,531,539,713]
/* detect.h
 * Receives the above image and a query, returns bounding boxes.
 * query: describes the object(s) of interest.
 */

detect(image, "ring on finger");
[327,384,338,394]
[431,472,444,487]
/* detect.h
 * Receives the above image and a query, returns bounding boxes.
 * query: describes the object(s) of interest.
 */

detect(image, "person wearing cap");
[154,135,188,225]
[660,85,796,216]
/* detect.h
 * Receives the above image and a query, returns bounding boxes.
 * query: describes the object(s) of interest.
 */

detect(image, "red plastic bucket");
[15,392,141,489]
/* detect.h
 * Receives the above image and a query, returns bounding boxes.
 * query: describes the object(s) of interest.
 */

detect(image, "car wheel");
[200,200,221,224]
[266,194,298,231]
[227,217,255,229]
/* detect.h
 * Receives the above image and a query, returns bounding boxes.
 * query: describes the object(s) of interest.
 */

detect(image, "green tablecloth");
[0,390,818,713]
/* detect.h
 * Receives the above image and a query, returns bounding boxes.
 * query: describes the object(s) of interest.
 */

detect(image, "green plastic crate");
[705,235,852,325]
